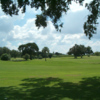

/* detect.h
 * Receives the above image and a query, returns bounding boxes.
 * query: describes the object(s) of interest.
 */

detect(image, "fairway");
[0,56,100,100]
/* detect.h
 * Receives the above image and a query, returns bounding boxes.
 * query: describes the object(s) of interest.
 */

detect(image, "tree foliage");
[0,0,100,39]
[55,52,64,56]
[0,47,10,57]
[18,42,39,60]
[94,51,100,56]
[1,53,11,61]
[86,46,93,57]
[42,47,49,61]
[0,47,3,57]
[49,53,52,58]
[10,49,21,58]
[38,55,43,59]
[0,47,21,58]
[67,44,93,58]
[23,53,30,60]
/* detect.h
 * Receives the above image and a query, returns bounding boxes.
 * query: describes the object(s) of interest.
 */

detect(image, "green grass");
[0,56,100,100]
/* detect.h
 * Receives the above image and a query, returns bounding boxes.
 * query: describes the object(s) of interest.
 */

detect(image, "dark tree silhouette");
[18,42,39,60]
[67,44,86,58]
[86,46,93,57]
[42,47,49,61]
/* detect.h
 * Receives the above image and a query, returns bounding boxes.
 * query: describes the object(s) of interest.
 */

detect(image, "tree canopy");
[67,44,93,58]
[42,47,49,61]
[0,0,100,39]
[0,47,10,56]
[18,42,39,60]
[86,46,93,57]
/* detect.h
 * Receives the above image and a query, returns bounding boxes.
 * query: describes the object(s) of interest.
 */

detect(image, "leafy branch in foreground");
[0,0,100,39]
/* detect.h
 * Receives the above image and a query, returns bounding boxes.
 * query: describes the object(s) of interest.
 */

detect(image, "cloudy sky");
[0,1,100,54]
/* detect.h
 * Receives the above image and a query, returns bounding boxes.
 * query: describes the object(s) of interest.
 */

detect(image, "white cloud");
[1,16,100,53]
[0,1,100,54]
[6,41,18,50]
[85,41,100,52]
[69,2,85,12]
[69,0,93,12]
[63,34,84,40]
[41,21,55,35]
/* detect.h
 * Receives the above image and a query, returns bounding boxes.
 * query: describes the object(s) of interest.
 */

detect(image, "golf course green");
[0,56,100,100]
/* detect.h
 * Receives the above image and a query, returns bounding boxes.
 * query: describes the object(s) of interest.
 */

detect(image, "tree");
[2,47,10,54]
[79,45,86,58]
[38,55,43,59]
[0,0,100,39]
[55,52,60,56]
[0,47,21,58]
[49,53,52,58]
[1,53,11,61]
[10,50,20,58]
[67,44,86,58]
[94,52,100,56]
[86,46,93,57]
[0,47,22,58]
[23,53,30,60]
[0,47,11,57]
[18,42,39,60]
[0,47,3,57]
[42,47,49,61]
[55,52,64,56]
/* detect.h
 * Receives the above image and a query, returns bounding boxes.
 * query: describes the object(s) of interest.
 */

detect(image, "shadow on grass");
[11,60,26,62]
[0,77,100,100]
[69,57,86,59]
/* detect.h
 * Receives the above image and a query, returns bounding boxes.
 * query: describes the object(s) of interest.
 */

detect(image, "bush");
[94,52,100,56]
[23,54,30,60]
[38,55,42,59]
[1,53,11,61]
[49,54,52,58]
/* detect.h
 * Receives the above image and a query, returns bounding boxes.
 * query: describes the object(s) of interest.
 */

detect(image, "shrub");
[38,55,42,59]
[49,54,52,58]
[94,52,100,56]
[1,53,11,61]
[23,54,30,60]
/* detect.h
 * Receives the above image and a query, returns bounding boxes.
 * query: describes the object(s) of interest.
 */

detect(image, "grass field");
[0,56,100,100]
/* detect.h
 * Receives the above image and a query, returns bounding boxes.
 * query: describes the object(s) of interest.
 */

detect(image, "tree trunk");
[74,55,77,59]
[45,57,46,61]
[30,55,32,60]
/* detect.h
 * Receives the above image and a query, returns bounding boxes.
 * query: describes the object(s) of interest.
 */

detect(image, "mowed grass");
[0,56,100,100]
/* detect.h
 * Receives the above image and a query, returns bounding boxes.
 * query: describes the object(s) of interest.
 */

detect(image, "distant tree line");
[18,42,52,61]
[0,42,53,61]
[0,42,100,61]
[93,52,100,56]
[0,47,21,58]
[67,44,93,58]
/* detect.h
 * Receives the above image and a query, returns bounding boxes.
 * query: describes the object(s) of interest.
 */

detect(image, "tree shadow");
[0,77,100,100]
[11,60,26,62]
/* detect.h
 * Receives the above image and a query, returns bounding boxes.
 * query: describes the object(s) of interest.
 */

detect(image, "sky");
[0,0,100,54]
